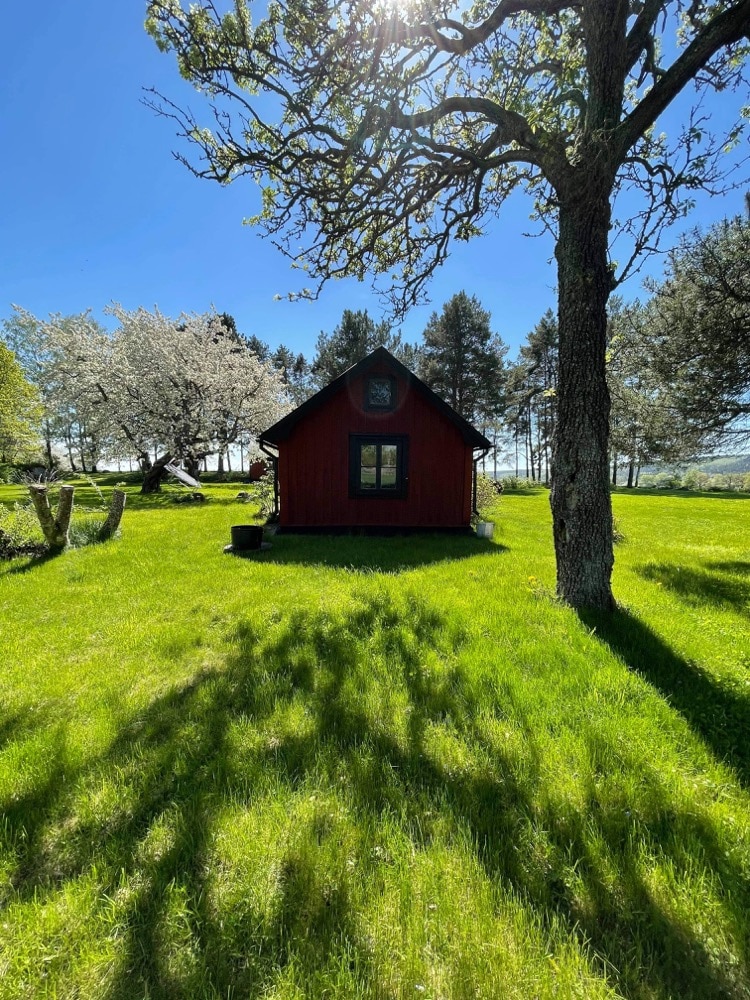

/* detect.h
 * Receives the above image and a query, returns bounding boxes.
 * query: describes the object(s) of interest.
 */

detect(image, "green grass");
[0,481,749,999]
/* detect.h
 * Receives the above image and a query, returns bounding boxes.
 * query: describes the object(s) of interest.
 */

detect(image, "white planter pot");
[476,521,494,539]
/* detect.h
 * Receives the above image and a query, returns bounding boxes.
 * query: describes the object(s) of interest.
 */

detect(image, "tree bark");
[551,188,616,610]
[98,489,127,541]
[184,454,202,480]
[141,454,172,494]
[28,484,75,551]
[627,460,635,489]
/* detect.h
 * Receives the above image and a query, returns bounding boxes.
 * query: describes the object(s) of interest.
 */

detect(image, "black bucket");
[231,524,264,551]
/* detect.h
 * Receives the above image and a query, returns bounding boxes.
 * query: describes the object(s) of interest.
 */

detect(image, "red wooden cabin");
[258,347,491,532]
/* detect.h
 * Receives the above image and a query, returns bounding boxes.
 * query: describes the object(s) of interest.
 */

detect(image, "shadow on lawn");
[580,608,750,790]
[2,597,747,999]
[236,531,506,572]
[637,562,750,616]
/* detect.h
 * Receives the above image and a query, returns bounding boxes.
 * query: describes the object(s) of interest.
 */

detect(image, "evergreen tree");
[419,293,506,425]
[271,344,315,405]
[518,310,558,483]
[311,309,405,386]
[646,215,750,445]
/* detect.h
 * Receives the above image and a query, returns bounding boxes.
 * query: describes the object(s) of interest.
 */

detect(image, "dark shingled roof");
[259,346,492,449]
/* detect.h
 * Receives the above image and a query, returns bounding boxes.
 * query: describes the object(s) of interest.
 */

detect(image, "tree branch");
[616,0,750,159]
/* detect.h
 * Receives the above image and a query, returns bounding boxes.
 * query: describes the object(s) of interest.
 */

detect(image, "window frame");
[349,434,409,499]
[364,375,397,412]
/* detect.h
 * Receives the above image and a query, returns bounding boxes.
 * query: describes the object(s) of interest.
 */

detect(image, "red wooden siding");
[278,363,474,528]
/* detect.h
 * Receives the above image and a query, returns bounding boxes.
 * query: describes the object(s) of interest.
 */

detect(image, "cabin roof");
[259,346,492,449]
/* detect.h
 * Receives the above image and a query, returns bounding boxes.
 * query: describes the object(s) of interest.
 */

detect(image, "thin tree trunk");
[627,460,635,488]
[612,453,618,486]
[44,420,54,466]
[551,190,615,610]
[98,489,127,541]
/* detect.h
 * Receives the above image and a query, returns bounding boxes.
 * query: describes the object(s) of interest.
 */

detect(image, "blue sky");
[1,2,747,360]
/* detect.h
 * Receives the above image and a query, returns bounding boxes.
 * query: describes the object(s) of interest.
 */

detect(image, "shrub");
[248,477,275,520]
[707,474,729,491]
[474,474,500,521]
[500,475,537,490]
[0,502,46,558]
[68,513,107,548]
[652,471,681,489]
[681,466,709,491]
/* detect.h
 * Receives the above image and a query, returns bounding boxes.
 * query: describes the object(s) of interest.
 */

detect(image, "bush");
[500,475,537,490]
[68,513,107,548]
[248,477,275,520]
[707,474,729,491]
[681,466,709,492]
[652,471,681,489]
[474,474,500,521]
[0,502,46,558]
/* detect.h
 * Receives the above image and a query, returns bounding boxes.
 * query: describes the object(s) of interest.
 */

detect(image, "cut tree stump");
[98,489,127,541]
[28,484,75,551]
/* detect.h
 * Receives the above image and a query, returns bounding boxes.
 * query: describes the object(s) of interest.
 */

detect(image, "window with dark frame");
[365,375,396,411]
[349,435,408,498]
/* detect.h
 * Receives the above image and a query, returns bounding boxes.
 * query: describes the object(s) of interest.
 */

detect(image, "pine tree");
[419,293,506,425]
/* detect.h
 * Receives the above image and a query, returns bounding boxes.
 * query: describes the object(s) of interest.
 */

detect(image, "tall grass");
[0,483,748,999]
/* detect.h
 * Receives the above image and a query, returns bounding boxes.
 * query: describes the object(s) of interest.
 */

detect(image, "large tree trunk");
[141,454,172,494]
[551,189,615,610]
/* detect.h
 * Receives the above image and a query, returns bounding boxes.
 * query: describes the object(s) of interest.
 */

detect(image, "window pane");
[381,444,398,466]
[380,444,398,488]
[380,465,397,487]
[360,442,378,489]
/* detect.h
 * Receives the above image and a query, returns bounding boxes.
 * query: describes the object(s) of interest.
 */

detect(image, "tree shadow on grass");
[236,531,507,572]
[637,563,750,616]
[2,597,748,998]
[706,560,750,576]
[579,608,750,790]
[0,548,64,576]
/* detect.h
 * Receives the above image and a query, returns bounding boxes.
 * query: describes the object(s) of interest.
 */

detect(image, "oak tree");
[146,0,750,608]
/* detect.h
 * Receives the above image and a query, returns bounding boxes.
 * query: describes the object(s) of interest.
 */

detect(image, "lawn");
[0,481,748,999]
